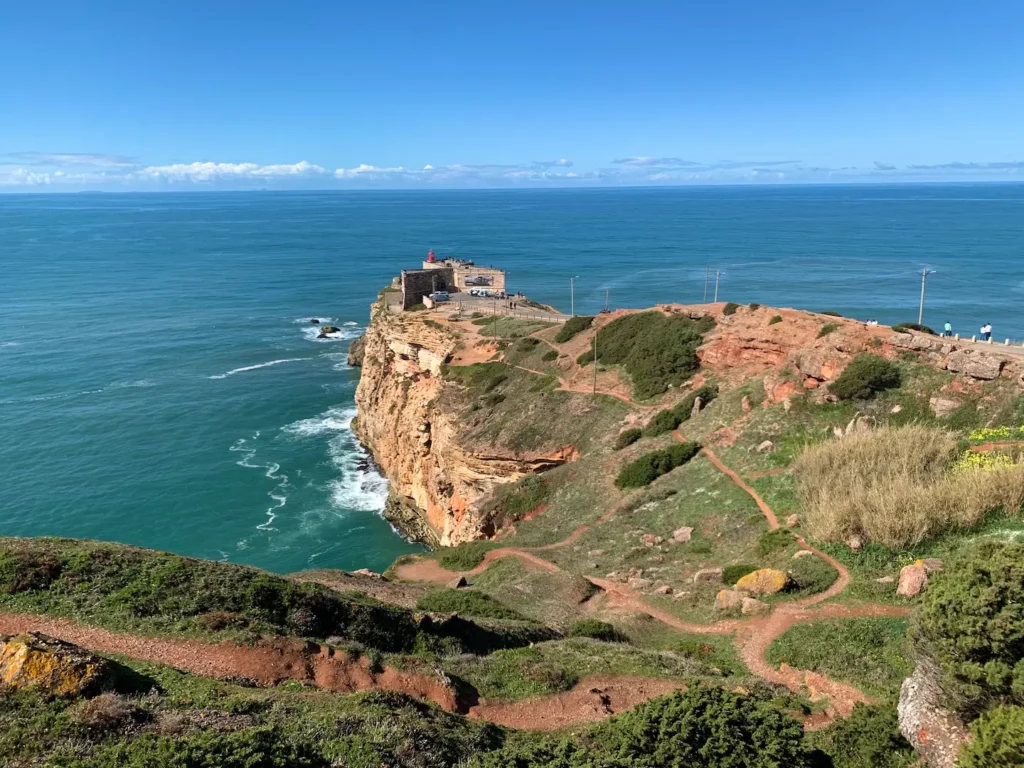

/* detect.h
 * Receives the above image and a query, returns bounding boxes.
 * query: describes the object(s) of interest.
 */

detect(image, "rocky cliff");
[353,308,577,546]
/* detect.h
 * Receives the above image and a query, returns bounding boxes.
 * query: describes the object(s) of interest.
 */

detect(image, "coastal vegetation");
[827,354,901,400]
[723,302,740,315]
[892,322,936,335]
[591,311,714,398]
[644,384,718,436]
[554,315,593,343]
[614,427,643,449]
[615,441,702,488]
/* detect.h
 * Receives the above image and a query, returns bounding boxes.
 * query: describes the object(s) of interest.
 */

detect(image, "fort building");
[399,250,506,309]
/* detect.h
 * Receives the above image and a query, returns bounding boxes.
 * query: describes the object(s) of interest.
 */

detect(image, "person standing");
[981,323,992,342]
[944,321,953,338]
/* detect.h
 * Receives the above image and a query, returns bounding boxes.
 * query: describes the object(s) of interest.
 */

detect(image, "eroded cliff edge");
[353,308,579,546]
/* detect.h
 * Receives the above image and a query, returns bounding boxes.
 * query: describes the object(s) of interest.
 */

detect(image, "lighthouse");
[426,249,436,264]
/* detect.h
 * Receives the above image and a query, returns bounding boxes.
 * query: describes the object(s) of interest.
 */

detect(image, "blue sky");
[2,0,1023,190]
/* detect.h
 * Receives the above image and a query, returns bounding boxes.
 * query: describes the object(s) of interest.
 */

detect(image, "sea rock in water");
[735,568,791,595]
[0,633,116,698]
[310,318,320,324]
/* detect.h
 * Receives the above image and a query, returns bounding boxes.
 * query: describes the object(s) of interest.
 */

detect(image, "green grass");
[436,541,499,571]
[554,315,594,343]
[416,589,528,621]
[0,653,502,768]
[444,637,710,702]
[817,323,838,338]
[765,617,912,699]
[476,318,555,338]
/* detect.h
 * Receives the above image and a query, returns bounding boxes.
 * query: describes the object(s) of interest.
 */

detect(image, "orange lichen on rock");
[0,632,114,697]
[735,568,791,596]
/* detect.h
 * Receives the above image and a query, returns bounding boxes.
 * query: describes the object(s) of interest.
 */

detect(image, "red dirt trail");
[0,613,457,710]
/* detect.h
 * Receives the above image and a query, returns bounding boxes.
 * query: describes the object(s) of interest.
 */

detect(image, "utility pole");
[592,326,598,395]
[604,288,609,313]
[919,268,936,326]
[703,265,710,303]
[713,270,721,303]
[570,275,579,317]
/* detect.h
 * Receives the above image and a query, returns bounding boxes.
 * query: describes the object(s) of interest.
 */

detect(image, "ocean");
[3,184,1024,574]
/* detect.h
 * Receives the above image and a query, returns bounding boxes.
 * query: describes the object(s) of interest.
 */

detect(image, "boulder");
[945,350,1003,380]
[715,589,745,611]
[628,577,653,590]
[741,395,752,413]
[897,562,929,597]
[690,397,703,418]
[889,333,943,352]
[640,534,663,546]
[898,660,969,768]
[846,534,864,552]
[347,335,366,367]
[741,597,770,616]
[756,440,775,453]
[654,585,673,595]
[792,550,814,559]
[587,549,606,557]
[318,325,341,339]
[791,348,844,381]
[785,514,800,528]
[803,377,819,390]
[929,397,961,418]
[692,568,724,585]
[670,526,693,543]
[875,575,895,584]
[735,568,791,596]
[310,318,320,324]
[446,576,468,589]
[0,633,116,698]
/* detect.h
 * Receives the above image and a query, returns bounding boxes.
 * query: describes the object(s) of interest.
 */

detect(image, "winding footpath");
[394,434,911,725]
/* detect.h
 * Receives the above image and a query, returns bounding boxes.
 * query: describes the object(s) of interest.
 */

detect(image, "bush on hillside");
[416,590,527,622]
[554,316,593,343]
[614,428,643,450]
[593,312,714,400]
[479,475,550,532]
[817,323,838,339]
[516,337,541,351]
[575,349,594,365]
[748,302,760,310]
[566,619,621,642]
[541,349,558,362]
[723,302,740,316]
[829,354,901,400]
[722,564,758,585]
[614,442,701,488]
[787,554,839,594]
[820,310,843,317]
[917,541,1024,718]
[644,385,719,437]
[892,322,936,335]
[437,541,498,571]
[808,703,916,768]
[958,705,1024,768]
[472,687,814,768]
[793,425,1024,548]
[769,315,783,325]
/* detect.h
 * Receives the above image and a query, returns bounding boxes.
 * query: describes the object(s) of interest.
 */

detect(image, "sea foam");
[209,358,310,379]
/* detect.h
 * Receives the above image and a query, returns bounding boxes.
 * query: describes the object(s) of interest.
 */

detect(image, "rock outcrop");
[735,568,790,595]
[898,660,969,768]
[347,335,366,367]
[0,633,116,698]
[354,309,576,546]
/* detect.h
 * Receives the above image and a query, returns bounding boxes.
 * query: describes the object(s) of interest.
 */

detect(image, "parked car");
[429,291,450,302]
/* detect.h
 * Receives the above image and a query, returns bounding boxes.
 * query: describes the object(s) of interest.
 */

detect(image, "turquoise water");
[3,185,1024,573]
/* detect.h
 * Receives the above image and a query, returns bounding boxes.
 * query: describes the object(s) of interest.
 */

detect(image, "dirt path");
[392,440,906,724]
[467,676,686,730]
[0,613,458,711]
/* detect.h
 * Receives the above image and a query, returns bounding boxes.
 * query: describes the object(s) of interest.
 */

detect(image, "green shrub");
[757,529,794,558]
[787,555,839,594]
[416,590,527,621]
[614,428,643,450]
[566,619,620,642]
[541,349,558,362]
[821,310,843,317]
[592,312,714,399]
[748,302,761,311]
[472,687,813,768]
[437,541,498,571]
[68,726,329,768]
[892,322,936,335]
[817,323,838,339]
[769,315,783,325]
[614,442,701,488]
[644,385,719,437]
[722,564,758,585]
[575,349,594,365]
[516,337,541,351]
[959,705,1024,768]
[723,302,740,315]
[808,703,916,768]
[407,303,427,312]
[479,475,550,531]
[916,541,1024,717]
[829,354,901,400]
[554,316,593,343]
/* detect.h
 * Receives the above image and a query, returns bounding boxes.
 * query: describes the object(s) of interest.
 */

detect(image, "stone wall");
[401,268,454,309]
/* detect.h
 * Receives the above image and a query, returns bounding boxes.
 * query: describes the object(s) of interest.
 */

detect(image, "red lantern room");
[426,249,436,263]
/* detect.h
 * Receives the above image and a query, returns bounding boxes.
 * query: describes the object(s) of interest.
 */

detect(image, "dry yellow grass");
[794,425,1024,548]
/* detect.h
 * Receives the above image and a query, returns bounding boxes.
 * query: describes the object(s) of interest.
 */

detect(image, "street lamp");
[919,268,936,326]
[570,276,579,317]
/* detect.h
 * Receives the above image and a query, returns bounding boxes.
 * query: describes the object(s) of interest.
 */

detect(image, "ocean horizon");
[4,183,1024,574]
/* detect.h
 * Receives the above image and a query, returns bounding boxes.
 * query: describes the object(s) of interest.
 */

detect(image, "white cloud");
[137,160,329,183]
